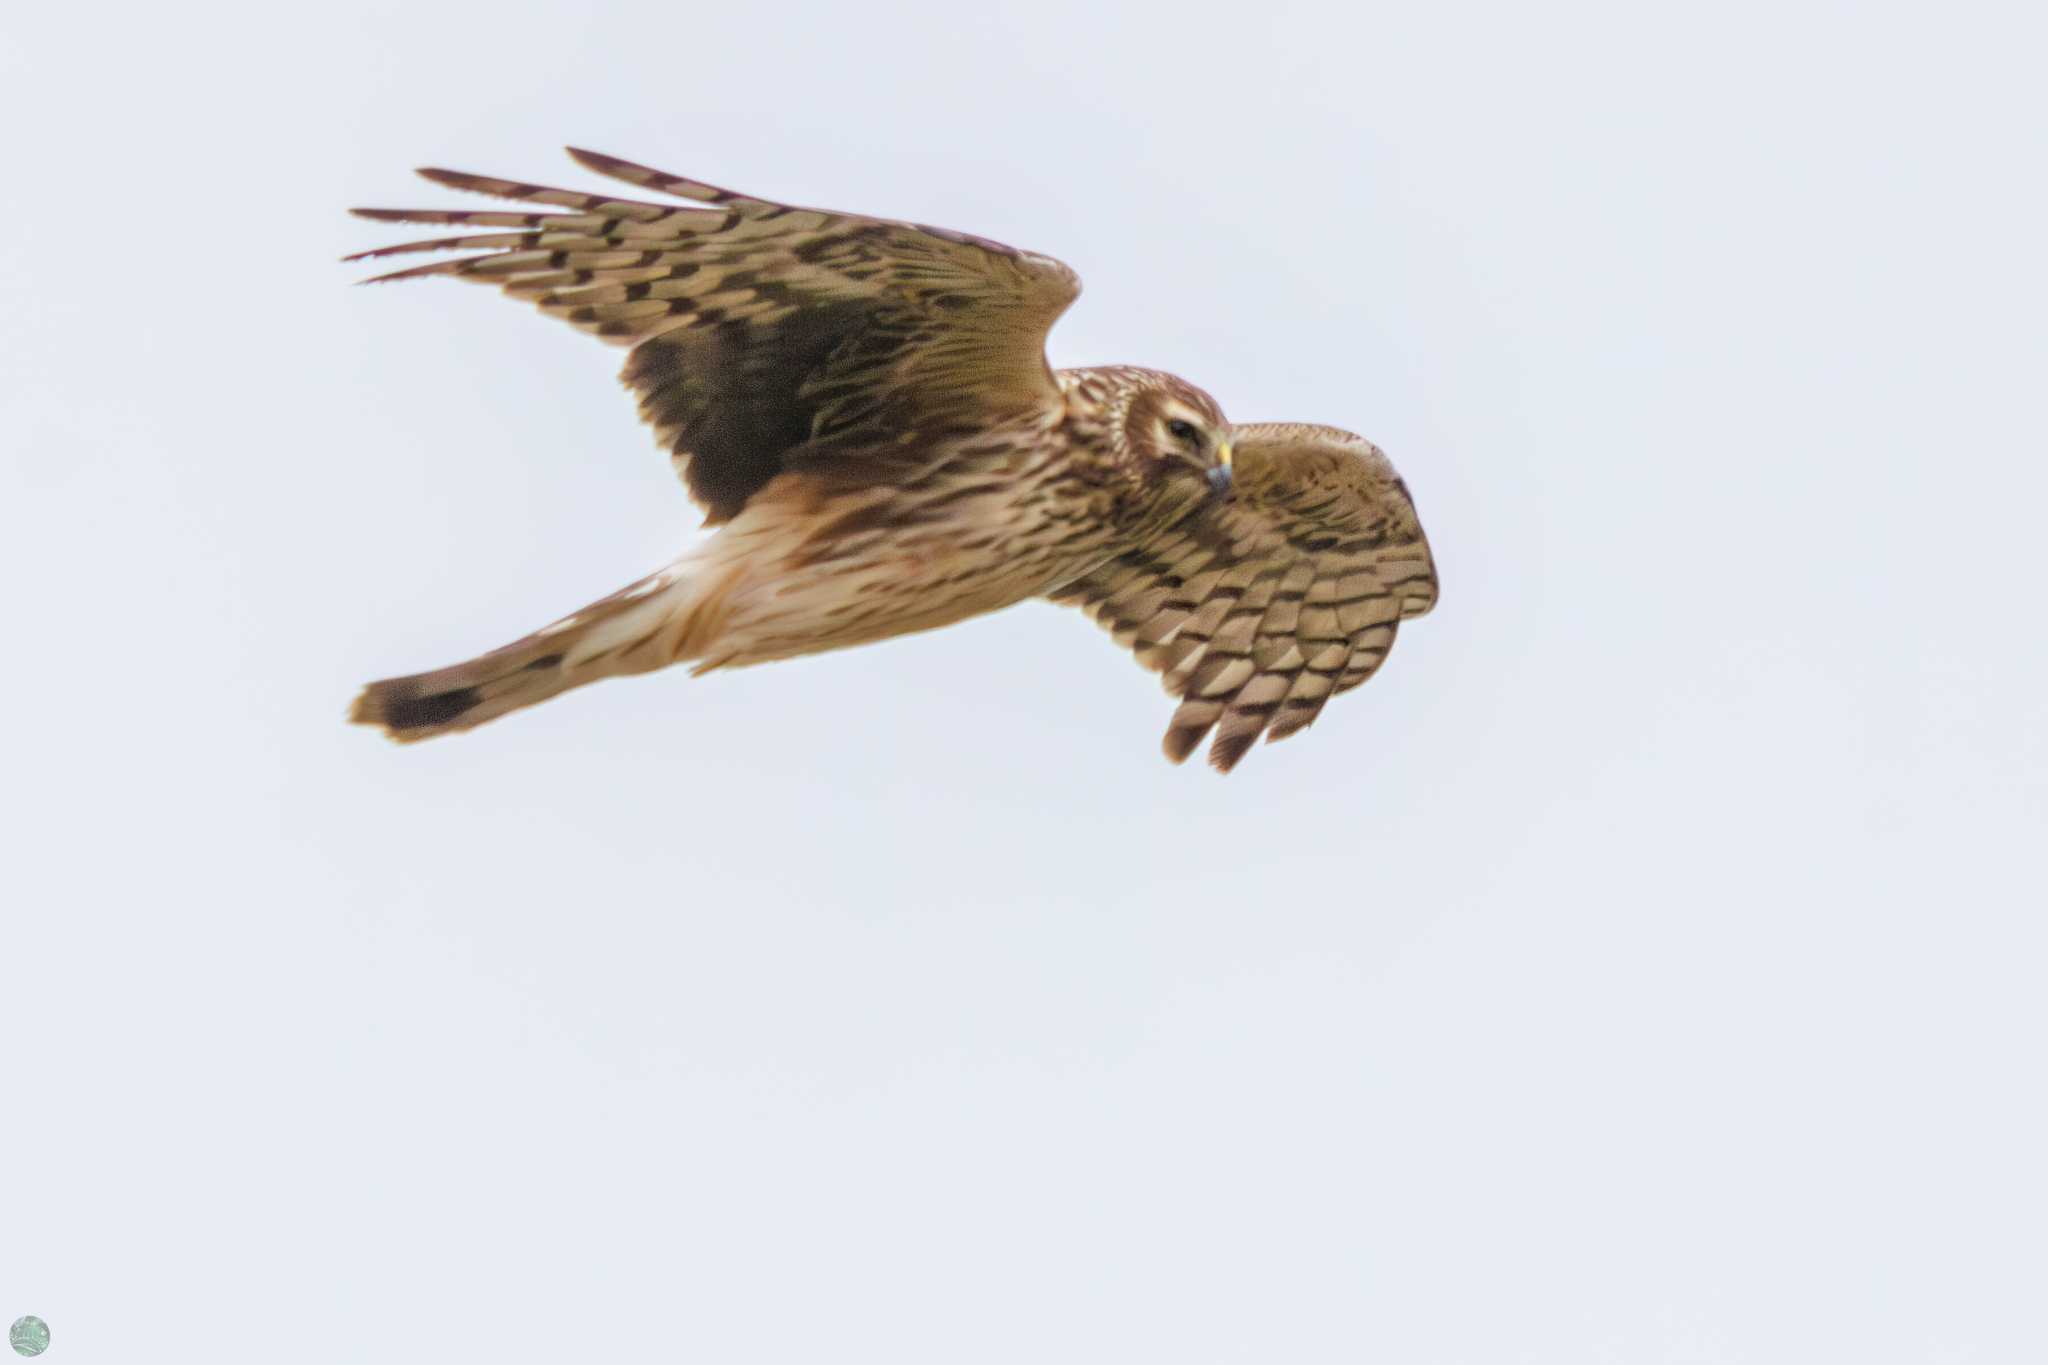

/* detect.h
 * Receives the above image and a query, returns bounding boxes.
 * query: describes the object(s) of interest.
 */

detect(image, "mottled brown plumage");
[347,149,1437,770]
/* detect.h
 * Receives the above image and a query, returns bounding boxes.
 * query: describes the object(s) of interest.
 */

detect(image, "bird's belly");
[683,465,1112,670]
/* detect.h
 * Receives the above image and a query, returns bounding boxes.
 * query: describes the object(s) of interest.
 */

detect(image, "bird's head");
[1121,372,1235,500]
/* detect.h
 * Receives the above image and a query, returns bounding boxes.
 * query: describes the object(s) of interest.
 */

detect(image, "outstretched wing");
[348,149,1081,523]
[1051,424,1438,773]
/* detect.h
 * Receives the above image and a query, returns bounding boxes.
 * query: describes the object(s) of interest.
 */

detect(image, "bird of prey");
[346,149,1437,772]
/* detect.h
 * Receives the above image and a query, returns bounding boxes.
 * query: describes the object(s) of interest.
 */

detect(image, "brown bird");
[346,149,1437,771]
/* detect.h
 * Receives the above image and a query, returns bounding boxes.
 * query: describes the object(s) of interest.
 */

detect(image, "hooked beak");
[1207,440,1234,496]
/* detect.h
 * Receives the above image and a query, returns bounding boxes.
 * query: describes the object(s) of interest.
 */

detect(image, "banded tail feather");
[349,560,732,742]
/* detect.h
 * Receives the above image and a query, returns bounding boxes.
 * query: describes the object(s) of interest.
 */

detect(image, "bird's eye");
[1166,419,1200,444]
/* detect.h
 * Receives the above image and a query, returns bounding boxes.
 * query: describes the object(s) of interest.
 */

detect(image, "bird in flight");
[346,149,1437,771]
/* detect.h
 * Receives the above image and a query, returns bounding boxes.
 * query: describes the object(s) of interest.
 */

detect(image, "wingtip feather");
[1161,725,1205,765]
[1206,734,1255,773]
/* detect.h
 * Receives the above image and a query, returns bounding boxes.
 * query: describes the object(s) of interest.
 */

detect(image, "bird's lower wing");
[1050,423,1438,772]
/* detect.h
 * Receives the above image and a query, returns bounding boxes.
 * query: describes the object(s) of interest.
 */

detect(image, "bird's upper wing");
[349,149,1081,524]
[1050,423,1438,772]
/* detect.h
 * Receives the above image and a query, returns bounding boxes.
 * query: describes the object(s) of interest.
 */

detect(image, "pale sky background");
[3,1,2044,1362]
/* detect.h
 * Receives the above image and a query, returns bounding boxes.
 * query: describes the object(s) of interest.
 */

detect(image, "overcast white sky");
[3,0,2044,1361]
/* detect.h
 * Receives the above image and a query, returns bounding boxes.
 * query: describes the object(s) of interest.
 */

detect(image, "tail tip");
[349,680,484,742]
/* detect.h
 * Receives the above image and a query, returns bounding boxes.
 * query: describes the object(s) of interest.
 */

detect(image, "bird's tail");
[349,559,736,742]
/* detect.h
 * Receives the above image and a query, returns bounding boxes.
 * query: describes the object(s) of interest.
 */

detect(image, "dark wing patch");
[1051,423,1438,772]
[621,298,873,522]
[348,148,1080,523]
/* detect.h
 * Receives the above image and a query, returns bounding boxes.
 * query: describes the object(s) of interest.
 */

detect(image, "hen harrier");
[347,149,1437,771]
